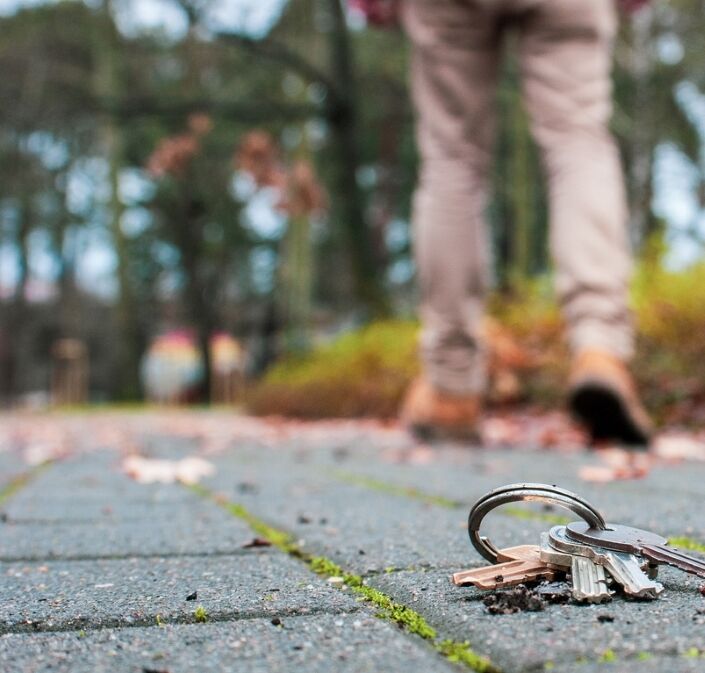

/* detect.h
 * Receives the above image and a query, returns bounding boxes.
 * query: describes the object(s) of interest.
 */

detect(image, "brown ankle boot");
[400,378,481,442]
[568,350,653,447]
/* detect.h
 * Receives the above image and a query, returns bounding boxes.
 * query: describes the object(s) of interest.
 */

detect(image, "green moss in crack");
[189,484,498,672]
[683,647,701,659]
[193,605,208,623]
[437,640,501,673]
[330,471,460,508]
[669,537,705,554]
[598,649,616,663]
[0,463,51,506]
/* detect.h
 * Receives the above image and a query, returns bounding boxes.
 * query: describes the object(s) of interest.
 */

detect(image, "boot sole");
[569,382,650,448]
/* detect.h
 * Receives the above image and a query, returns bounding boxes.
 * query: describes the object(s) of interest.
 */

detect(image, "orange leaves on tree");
[235,130,326,218]
[147,113,214,178]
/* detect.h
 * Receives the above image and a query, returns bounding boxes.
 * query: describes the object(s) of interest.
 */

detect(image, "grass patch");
[190,484,499,673]
[193,605,208,623]
[668,537,705,554]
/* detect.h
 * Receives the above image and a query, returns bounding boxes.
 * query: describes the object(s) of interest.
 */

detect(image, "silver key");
[566,521,705,580]
[549,526,664,600]
[540,533,612,603]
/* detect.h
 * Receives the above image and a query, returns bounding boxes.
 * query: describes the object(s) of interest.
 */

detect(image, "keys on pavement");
[453,545,557,589]
[539,533,612,603]
[457,482,705,604]
[549,525,663,600]
[566,521,705,580]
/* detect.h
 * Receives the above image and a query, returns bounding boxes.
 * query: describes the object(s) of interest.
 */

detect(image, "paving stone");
[0,506,258,561]
[205,458,549,575]
[9,453,193,503]
[0,452,29,491]
[371,566,705,673]
[572,656,705,673]
[224,440,705,543]
[0,613,457,673]
[0,553,357,633]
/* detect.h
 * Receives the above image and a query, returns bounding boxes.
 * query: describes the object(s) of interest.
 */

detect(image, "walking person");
[354,0,652,445]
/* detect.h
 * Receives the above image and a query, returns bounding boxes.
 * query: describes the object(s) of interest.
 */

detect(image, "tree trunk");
[94,0,144,399]
[325,0,389,316]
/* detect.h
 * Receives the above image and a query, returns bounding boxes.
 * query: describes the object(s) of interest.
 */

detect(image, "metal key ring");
[468,483,607,563]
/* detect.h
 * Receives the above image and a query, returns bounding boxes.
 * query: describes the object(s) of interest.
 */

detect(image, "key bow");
[468,483,607,563]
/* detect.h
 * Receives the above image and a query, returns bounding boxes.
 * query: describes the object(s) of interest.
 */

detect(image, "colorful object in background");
[141,331,244,404]
[348,0,400,27]
[141,331,204,404]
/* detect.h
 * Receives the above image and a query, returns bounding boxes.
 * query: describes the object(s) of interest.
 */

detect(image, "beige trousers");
[404,0,633,395]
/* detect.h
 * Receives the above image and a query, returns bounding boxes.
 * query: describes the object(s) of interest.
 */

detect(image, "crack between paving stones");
[328,469,705,552]
[187,483,501,673]
[0,462,54,508]
[525,647,705,671]
[0,604,358,637]
[0,549,277,564]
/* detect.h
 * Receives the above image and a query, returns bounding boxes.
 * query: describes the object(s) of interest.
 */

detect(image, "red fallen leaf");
[242,537,272,549]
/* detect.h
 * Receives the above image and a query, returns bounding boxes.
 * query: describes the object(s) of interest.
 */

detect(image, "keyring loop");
[468,483,607,563]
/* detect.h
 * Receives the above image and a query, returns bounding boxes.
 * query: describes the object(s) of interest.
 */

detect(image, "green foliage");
[246,320,419,418]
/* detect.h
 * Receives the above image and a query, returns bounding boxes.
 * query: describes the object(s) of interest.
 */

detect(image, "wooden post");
[51,339,89,406]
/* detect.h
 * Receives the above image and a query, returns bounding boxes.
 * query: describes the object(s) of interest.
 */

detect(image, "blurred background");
[1,0,705,427]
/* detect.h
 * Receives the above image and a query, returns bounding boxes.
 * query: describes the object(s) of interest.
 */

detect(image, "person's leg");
[518,0,651,444]
[402,0,501,401]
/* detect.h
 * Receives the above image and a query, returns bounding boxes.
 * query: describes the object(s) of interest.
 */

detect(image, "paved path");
[3,413,705,672]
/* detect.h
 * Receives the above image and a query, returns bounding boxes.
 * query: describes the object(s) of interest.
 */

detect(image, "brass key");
[453,545,557,589]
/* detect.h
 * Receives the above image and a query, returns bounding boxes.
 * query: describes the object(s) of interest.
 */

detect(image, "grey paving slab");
[0,553,357,633]
[0,509,261,561]
[0,452,29,490]
[205,457,548,574]
[227,440,705,543]
[573,656,705,673]
[205,442,705,672]
[345,456,705,543]
[10,452,193,502]
[372,566,705,673]
[0,613,457,673]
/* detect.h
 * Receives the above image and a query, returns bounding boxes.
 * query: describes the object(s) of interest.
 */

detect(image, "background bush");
[247,260,705,425]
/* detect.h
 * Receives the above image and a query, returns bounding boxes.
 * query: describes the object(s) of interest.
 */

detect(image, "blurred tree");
[146,115,248,401]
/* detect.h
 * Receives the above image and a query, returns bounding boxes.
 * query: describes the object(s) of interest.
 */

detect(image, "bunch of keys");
[453,483,705,603]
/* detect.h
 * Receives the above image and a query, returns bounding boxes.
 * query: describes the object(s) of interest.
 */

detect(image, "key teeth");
[601,553,664,600]
[571,556,612,603]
